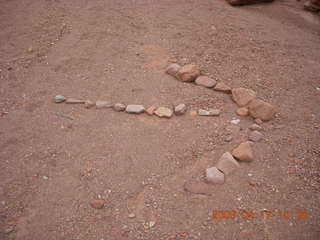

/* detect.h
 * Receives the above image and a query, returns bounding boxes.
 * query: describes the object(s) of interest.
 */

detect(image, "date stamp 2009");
[212,209,309,220]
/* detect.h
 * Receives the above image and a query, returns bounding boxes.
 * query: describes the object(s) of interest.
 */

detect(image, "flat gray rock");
[53,95,66,103]
[96,100,113,109]
[198,109,221,116]
[126,105,145,114]
[205,167,225,185]
[216,152,240,175]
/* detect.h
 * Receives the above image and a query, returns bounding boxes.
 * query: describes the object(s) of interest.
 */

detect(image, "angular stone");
[146,106,156,115]
[174,104,187,115]
[84,100,95,109]
[198,109,221,116]
[96,100,113,109]
[216,152,240,175]
[65,98,85,104]
[232,88,257,107]
[154,107,173,118]
[166,63,181,77]
[176,64,200,82]
[236,107,249,116]
[248,99,275,121]
[195,76,217,88]
[126,105,145,114]
[53,95,66,103]
[249,130,263,142]
[183,180,211,195]
[232,141,254,162]
[214,82,232,93]
[90,199,105,209]
[249,123,263,131]
[205,167,225,185]
[113,103,126,112]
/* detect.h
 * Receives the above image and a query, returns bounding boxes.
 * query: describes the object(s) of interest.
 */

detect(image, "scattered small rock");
[146,106,156,115]
[198,109,221,116]
[174,104,187,115]
[154,107,173,118]
[176,64,200,82]
[216,152,240,175]
[183,180,211,195]
[248,99,275,121]
[166,63,181,77]
[225,124,241,135]
[214,82,232,93]
[249,123,263,131]
[96,100,113,109]
[125,105,145,114]
[84,100,95,109]
[205,167,225,184]
[224,135,233,142]
[148,221,156,228]
[254,118,263,125]
[232,88,256,107]
[236,107,249,116]
[90,199,105,209]
[128,213,136,218]
[230,119,240,125]
[232,141,254,162]
[53,95,66,103]
[195,76,217,88]
[249,130,263,142]
[65,98,85,104]
[113,103,126,112]
[4,226,14,234]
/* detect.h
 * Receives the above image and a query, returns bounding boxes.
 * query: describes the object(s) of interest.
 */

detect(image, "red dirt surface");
[0,0,319,239]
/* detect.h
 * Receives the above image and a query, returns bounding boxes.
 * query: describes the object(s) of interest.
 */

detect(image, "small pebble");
[174,104,187,115]
[146,106,156,115]
[126,105,145,114]
[154,107,173,118]
[96,100,113,109]
[198,109,220,116]
[249,123,263,131]
[90,199,105,209]
[230,119,240,125]
[84,100,95,109]
[236,107,249,116]
[224,136,233,142]
[113,103,126,112]
[53,95,66,103]
[128,213,136,218]
[254,118,263,125]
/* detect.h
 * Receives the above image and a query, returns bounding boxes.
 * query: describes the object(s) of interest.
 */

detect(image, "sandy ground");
[0,0,319,239]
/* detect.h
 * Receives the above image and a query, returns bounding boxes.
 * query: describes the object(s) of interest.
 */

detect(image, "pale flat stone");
[216,152,240,175]
[125,105,145,114]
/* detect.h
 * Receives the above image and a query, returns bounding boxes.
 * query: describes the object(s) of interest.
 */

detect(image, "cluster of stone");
[165,64,274,191]
[53,95,200,118]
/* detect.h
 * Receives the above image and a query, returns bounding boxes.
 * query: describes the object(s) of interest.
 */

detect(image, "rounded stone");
[113,103,126,112]
[53,95,66,103]
[195,76,217,88]
[236,107,249,116]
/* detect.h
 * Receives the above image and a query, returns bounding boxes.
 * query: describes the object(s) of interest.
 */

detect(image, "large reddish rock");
[248,99,275,121]
[195,76,217,88]
[227,0,274,6]
[232,141,254,162]
[232,88,256,107]
[176,64,200,82]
